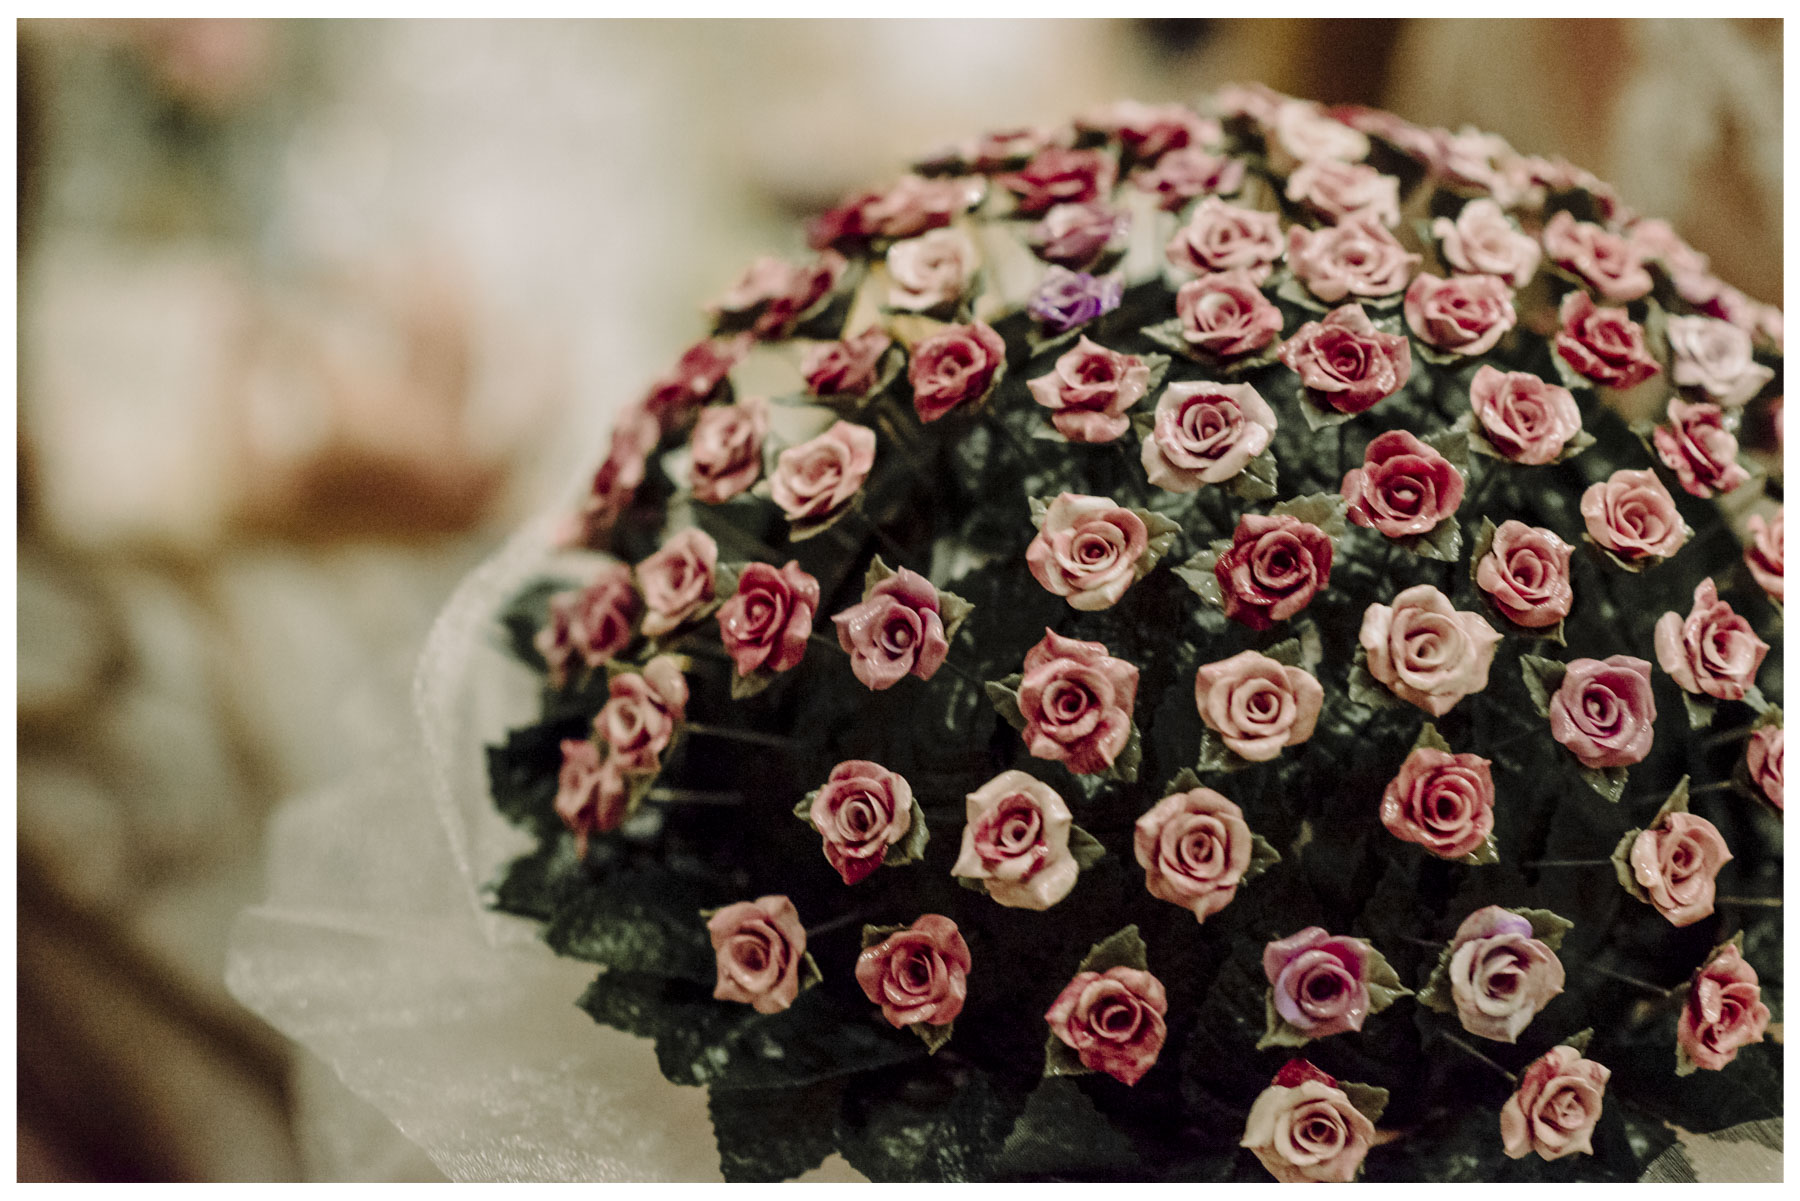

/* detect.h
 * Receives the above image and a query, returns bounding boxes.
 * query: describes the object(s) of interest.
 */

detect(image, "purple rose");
[1028,267,1124,334]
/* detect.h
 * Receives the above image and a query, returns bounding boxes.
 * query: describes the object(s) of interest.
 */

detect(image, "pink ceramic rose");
[999,146,1117,216]
[1141,381,1277,492]
[711,252,843,338]
[1269,100,1370,170]
[950,769,1078,910]
[1045,966,1168,1086]
[1016,630,1139,775]
[636,527,719,637]
[802,327,893,398]
[1667,315,1775,408]
[554,738,628,855]
[1284,159,1400,226]
[1476,521,1575,628]
[1678,944,1770,1071]
[1027,202,1129,270]
[1541,210,1652,303]
[1630,812,1732,927]
[1403,272,1516,356]
[832,567,950,690]
[1026,336,1151,443]
[593,654,688,771]
[1654,578,1768,702]
[1580,468,1688,564]
[569,405,660,547]
[1082,99,1216,162]
[642,336,749,434]
[1654,398,1749,498]
[1287,218,1420,303]
[1134,786,1253,922]
[1433,198,1540,288]
[809,759,914,885]
[716,560,819,677]
[536,562,640,687]
[1468,366,1582,465]
[1445,908,1565,1043]
[1241,1061,1376,1183]
[908,321,1006,423]
[1026,494,1150,611]
[864,173,985,239]
[1214,514,1334,630]
[1746,725,1782,809]
[886,227,978,312]
[1360,585,1501,716]
[1194,649,1323,761]
[1554,292,1660,389]
[769,420,877,522]
[855,915,970,1029]
[1264,928,1373,1040]
[689,396,771,504]
[1173,270,1283,359]
[1163,197,1284,283]
[1342,430,1465,539]
[1379,746,1495,860]
[707,895,808,1014]
[1745,509,1782,601]
[1548,656,1656,768]
[1500,1046,1610,1161]
[1132,147,1245,212]
[1278,304,1412,416]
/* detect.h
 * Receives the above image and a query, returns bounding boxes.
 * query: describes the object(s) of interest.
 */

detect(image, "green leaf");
[1682,690,1718,729]
[1077,924,1149,975]
[1298,392,1358,431]
[1395,516,1463,563]
[864,554,897,596]
[1095,721,1143,783]
[1742,683,1771,715]
[1412,338,1469,368]
[708,1080,844,1182]
[1196,726,1253,773]
[789,498,862,543]
[957,875,991,896]
[1132,509,1185,581]
[861,923,907,950]
[1162,767,1204,795]
[993,1078,1139,1179]
[1044,1028,1093,1078]
[1421,428,1471,475]
[1579,764,1628,803]
[1242,830,1283,884]
[1264,637,1303,668]
[793,789,819,826]
[1458,834,1500,866]
[1518,654,1567,718]
[1256,990,1315,1051]
[1362,943,1413,1016]
[985,674,1026,732]
[1348,651,1405,711]
[1465,426,1507,461]
[1028,496,1052,529]
[1139,317,1191,358]
[1651,775,1692,823]
[1271,491,1349,539]
[1417,941,1456,1014]
[1228,448,1280,501]
[1555,427,1597,463]
[937,588,975,645]
[1140,352,1172,396]
[1274,273,1330,313]
[1173,546,1225,608]
[1341,1081,1390,1126]
[1068,823,1107,872]
[543,870,716,981]
[1413,722,1453,754]
[1026,326,1081,360]
[731,667,777,700]
[1512,907,1575,953]
[888,800,930,867]
[913,1020,955,1055]
[795,951,824,995]
[1563,1027,1594,1056]
[1611,827,1649,903]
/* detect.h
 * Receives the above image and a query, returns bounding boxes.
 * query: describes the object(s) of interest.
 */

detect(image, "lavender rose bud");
[1028,267,1124,334]
[1445,907,1565,1043]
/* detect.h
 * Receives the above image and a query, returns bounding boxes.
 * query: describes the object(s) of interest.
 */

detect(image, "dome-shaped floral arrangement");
[487,84,1783,1182]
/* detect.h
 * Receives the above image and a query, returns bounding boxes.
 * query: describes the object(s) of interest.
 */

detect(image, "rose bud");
[1667,314,1776,408]
[1263,927,1374,1040]
[1475,521,1575,628]
[1163,196,1284,283]
[1173,270,1283,359]
[998,146,1117,216]
[1132,147,1245,212]
[1468,366,1582,465]
[1379,745,1495,861]
[1548,655,1656,769]
[855,915,971,1029]
[808,759,914,885]
[1744,508,1782,601]
[886,226,978,313]
[1028,267,1124,334]
[1444,907,1565,1043]
[1027,201,1129,270]
[1284,158,1400,227]
[689,396,771,504]
[1745,725,1782,810]
[1403,272,1517,356]
[1541,210,1652,303]
[568,405,659,548]
[768,420,877,522]
[864,173,984,239]
[1025,336,1151,443]
[1360,585,1501,716]
[1677,943,1771,1071]
[1133,786,1254,922]
[1554,291,1660,389]
[717,560,819,678]
[1653,398,1750,498]
[1433,198,1541,288]
[951,769,1080,910]
[1025,493,1150,611]
[1278,303,1412,416]
[1214,513,1333,630]
[802,327,893,398]
[908,320,1006,423]
[1342,429,1464,540]
[1012,630,1139,775]
[832,567,951,690]
[636,527,719,637]
[1653,578,1768,702]
[1579,468,1688,564]
[1044,966,1167,1085]
[1141,381,1277,493]
[642,335,749,434]
[707,895,809,1014]
[1500,1045,1610,1161]
[1194,649,1323,761]
[593,654,689,771]
[1241,1061,1376,1183]
[535,561,640,687]
[553,739,628,856]
[1287,218,1420,303]
[1629,812,1732,927]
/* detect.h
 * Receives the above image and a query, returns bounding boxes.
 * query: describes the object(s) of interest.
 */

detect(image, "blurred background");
[14,17,1783,1181]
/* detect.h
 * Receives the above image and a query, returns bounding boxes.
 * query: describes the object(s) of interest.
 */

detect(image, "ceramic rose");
[710,252,842,339]
[707,895,808,1014]
[855,916,970,1029]
[1433,198,1540,288]
[1141,381,1276,492]
[802,327,892,398]
[1269,100,1370,170]
[1132,147,1245,212]
[1241,1062,1376,1183]
[636,528,718,637]
[1027,202,1128,270]
[1555,292,1660,389]
[1163,196,1283,282]
[1286,218,1419,303]
[1029,268,1123,335]
[832,567,950,690]
[1444,908,1565,1043]
[1134,786,1254,922]
[1025,494,1150,611]
[1194,649,1323,761]
[1045,967,1167,1085]
[1263,928,1373,1040]
[1285,158,1399,226]
[1629,812,1731,927]
[1173,270,1283,359]
[1549,656,1656,768]
[536,562,640,687]
[859,174,985,239]
[1500,1045,1609,1161]
[1016,630,1139,775]
[769,420,876,522]
[1342,430,1464,540]
[1653,578,1768,701]
[1667,314,1775,407]
[1580,469,1687,564]
[886,227,978,312]
[594,654,689,771]
[808,759,914,885]
[1026,336,1151,443]
[1541,210,1651,302]
[1403,273,1516,356]
[1744,509,1782,601]
[1278,304,1411,416]
[689,396,770,504]
[1214,514,1333,630]
[1360,585,1501,716]
[951,769,1078,909]
[1653,398,1749,498]
[908,321,1006,423]
[1677,944,1770,1071]
[1476,522,1574,628]
[1379,745,1495,860]
[571,406,659,547]
[642,336,749,433]
[1468,366,1582,465]
[1081,99,1215,162]
[1746,725,1782,809]
[554,738,627,855]
[999,147,1116,215]
[717,560,819,677]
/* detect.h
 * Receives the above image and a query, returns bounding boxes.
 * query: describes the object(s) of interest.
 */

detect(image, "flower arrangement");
[487,84,1782,1182]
